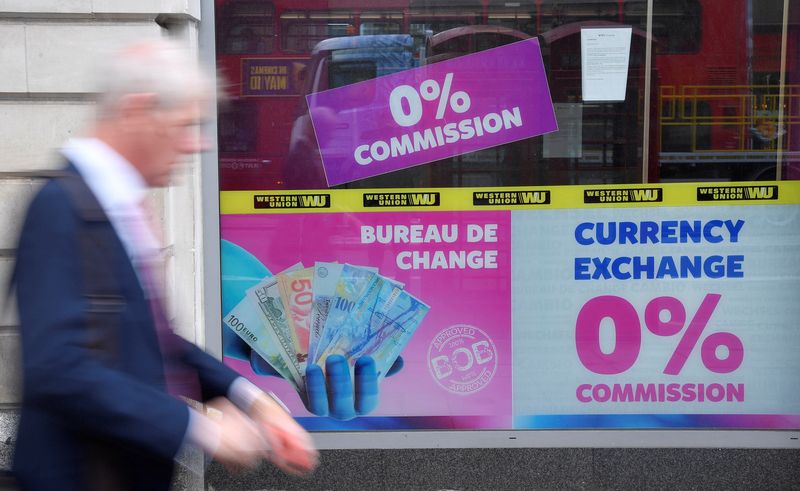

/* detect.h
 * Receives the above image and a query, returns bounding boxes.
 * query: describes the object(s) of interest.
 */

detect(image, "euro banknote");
[223,282,300,391]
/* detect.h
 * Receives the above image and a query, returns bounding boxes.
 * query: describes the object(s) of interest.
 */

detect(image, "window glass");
[215,0,799,190]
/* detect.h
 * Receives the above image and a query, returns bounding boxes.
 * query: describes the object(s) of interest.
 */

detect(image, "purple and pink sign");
[307,38,558,186]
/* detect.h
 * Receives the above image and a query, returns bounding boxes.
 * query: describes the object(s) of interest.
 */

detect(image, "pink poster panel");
[222,210,512,429]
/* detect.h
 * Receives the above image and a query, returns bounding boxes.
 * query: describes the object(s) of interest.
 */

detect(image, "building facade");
[2,1,799,489]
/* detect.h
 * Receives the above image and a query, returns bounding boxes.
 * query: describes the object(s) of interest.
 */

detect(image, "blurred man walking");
[12,40,317,490]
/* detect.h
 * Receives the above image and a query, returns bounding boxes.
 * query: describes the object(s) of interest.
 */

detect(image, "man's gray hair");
[94,38,215,119]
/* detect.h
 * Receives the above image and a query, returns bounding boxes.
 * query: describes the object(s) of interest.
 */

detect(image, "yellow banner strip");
[220,181,800,215]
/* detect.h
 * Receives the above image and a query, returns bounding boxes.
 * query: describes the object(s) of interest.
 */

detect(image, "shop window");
[215,0,798,190]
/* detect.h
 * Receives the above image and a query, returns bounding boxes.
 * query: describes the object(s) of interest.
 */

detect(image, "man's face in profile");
[136,98,208,187]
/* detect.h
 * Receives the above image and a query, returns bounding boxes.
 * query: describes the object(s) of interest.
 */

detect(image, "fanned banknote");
[250,276,305,389]
[313,264,378,365]
[277,267,314,371]
[317,281,427,377]
[317,275,402,363]
[307,262,343,365]
[357,290,430,377]
[224,280,300,391]
[307,263,386,364]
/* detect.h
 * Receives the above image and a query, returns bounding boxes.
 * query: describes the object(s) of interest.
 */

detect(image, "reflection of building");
[215,0,800,189]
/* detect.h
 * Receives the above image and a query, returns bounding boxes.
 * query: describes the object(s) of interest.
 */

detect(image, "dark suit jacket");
[13,165,239,490]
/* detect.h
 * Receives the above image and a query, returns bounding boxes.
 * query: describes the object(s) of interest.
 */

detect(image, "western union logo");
[253,194,330,209]
[473,190,550,205]
[363,192,440,207]
[697,185,778,201]
[584,188,662,203]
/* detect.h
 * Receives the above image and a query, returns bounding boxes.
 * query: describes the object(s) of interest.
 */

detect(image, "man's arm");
[178,339,241,400]
[178,341,318,475]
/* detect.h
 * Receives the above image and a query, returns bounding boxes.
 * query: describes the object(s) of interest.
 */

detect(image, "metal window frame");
[198,0,800,450]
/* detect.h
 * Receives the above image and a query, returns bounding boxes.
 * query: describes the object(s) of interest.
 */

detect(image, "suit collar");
[61,138,160,264]
[62,137,148,213]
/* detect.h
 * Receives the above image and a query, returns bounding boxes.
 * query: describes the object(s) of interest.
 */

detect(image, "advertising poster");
[306,38,558,186]
[220,182,800,430]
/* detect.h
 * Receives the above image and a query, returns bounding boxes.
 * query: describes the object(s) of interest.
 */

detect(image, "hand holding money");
[250,351,404,420]
[221,241,429,420]
[305,355,407,419]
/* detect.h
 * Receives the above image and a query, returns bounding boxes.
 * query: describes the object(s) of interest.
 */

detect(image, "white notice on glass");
[581,27,632,102]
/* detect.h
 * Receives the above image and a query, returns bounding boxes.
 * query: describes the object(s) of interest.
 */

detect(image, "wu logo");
[631,189,660,201]
[301,195,328,207]
[410,193,437,205]
[747,187,774,199]
[520,192,547,204]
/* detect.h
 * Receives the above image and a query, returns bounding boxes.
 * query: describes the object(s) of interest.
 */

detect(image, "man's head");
[93,39,214,187]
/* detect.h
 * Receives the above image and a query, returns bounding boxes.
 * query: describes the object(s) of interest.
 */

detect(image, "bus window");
[661,101,712,153]
[360,13,403,35]
[218,100,257,154]
[220,1,274,54]
[486,15,535,36]
[537,1,618,29]
[329,60,376,88]
[426,25,530,63]
[281,11,355,53]
[360,22,402,35]
[409,15,480,54]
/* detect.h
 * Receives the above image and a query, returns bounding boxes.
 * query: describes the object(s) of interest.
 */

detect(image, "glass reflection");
[215,0,799,189]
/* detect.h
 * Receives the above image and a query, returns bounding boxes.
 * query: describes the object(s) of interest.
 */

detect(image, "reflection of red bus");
[215,0,798,190]
[653,1,800,180]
